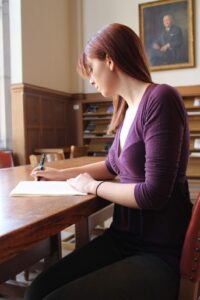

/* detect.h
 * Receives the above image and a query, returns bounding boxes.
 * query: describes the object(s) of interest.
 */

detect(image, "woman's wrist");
[95,181,104,196]
[89,180,105,196]
[76,178,100,194]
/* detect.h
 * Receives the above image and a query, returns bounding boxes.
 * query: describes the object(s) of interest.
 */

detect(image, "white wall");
[0,0,12,148]
[9,0,22,84]
[9,0,83,93]
[9,0,200,94]
[21,0,71,93]
[82,0,200,93]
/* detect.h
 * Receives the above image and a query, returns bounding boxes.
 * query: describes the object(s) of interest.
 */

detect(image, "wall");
[10,0,83,93]
[9,0,200,94]
[9,0,22,84]
[82,0,200,93]
[0,0,12,148]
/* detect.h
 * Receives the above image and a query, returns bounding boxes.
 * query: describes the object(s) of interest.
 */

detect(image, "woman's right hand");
[31,166,64,181]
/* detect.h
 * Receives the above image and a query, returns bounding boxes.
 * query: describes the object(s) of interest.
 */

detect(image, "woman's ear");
[106,55,114,71]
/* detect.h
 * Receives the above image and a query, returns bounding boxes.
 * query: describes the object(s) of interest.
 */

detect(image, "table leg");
[0,233,61,298]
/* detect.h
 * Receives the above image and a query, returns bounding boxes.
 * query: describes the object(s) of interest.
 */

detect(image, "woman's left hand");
[67,173,98,194]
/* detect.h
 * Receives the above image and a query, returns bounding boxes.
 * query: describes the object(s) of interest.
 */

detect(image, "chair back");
[70,145,89,158]
[0,151,14,168]
[34,148,65,159]
[178,193,200,300]
[29,153,64,167]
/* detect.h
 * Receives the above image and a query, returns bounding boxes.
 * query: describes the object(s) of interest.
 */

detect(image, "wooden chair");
[70,145,89,158]
[0,151,14,168]
[29,153,64,168]
[34,148,66,158]
[74,204,113,249]
[178,192,200,300]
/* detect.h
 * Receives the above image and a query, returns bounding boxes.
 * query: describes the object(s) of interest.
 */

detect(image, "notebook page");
[10,181,87,196]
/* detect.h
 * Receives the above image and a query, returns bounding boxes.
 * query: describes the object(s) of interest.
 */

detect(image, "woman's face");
[87,57,117,97]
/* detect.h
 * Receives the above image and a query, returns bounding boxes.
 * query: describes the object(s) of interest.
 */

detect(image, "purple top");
[106,84,192,271]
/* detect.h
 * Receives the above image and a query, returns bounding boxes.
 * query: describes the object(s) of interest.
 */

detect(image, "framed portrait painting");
[139,0,195,71]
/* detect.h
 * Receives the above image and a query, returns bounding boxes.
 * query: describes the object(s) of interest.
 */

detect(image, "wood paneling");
[11,84,79,165]
[176,85,200,97]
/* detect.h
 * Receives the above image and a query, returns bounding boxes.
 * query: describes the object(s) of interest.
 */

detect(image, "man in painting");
[150,14,183,66]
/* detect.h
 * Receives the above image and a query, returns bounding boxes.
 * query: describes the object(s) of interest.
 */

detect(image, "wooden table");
[1,156,199,298]
[0,156,108,294]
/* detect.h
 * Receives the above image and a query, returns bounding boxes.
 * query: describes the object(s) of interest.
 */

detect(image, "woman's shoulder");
[142,83,186,121]
[149,83,180,97]
[146,83,182,106]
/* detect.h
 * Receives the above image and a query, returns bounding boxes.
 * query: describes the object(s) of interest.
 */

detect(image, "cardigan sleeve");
[134,85,188,210]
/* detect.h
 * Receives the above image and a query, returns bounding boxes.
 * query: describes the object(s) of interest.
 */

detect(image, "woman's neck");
[117,75,151,108]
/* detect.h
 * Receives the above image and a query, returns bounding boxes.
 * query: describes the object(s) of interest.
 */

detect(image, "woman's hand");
[31,166,64,181]
[67,173,99,194]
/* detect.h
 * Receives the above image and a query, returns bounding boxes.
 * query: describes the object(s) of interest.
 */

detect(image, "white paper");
[10,181,87,197]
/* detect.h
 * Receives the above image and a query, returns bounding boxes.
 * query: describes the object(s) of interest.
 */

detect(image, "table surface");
[0,156,106,264]
[1,155,199,264]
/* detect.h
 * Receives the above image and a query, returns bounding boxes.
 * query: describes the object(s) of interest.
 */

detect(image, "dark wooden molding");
[11,83,200,101]
[11,83,86,101]
[175,85,200,97]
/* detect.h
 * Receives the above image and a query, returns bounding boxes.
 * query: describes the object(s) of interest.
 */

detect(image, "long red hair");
[77,23,152,133]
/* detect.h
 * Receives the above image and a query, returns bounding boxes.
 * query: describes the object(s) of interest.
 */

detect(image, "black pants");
[25,231,179,300]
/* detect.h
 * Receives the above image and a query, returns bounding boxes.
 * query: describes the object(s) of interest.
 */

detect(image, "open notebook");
[10,181,87,197]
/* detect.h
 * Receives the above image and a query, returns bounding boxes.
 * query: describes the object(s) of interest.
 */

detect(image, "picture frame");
[139,0,195,71]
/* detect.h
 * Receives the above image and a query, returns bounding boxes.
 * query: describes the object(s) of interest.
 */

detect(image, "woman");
[25,23,192,300]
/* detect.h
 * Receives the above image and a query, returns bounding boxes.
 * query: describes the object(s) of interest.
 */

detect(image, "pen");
[37,153,46,181]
